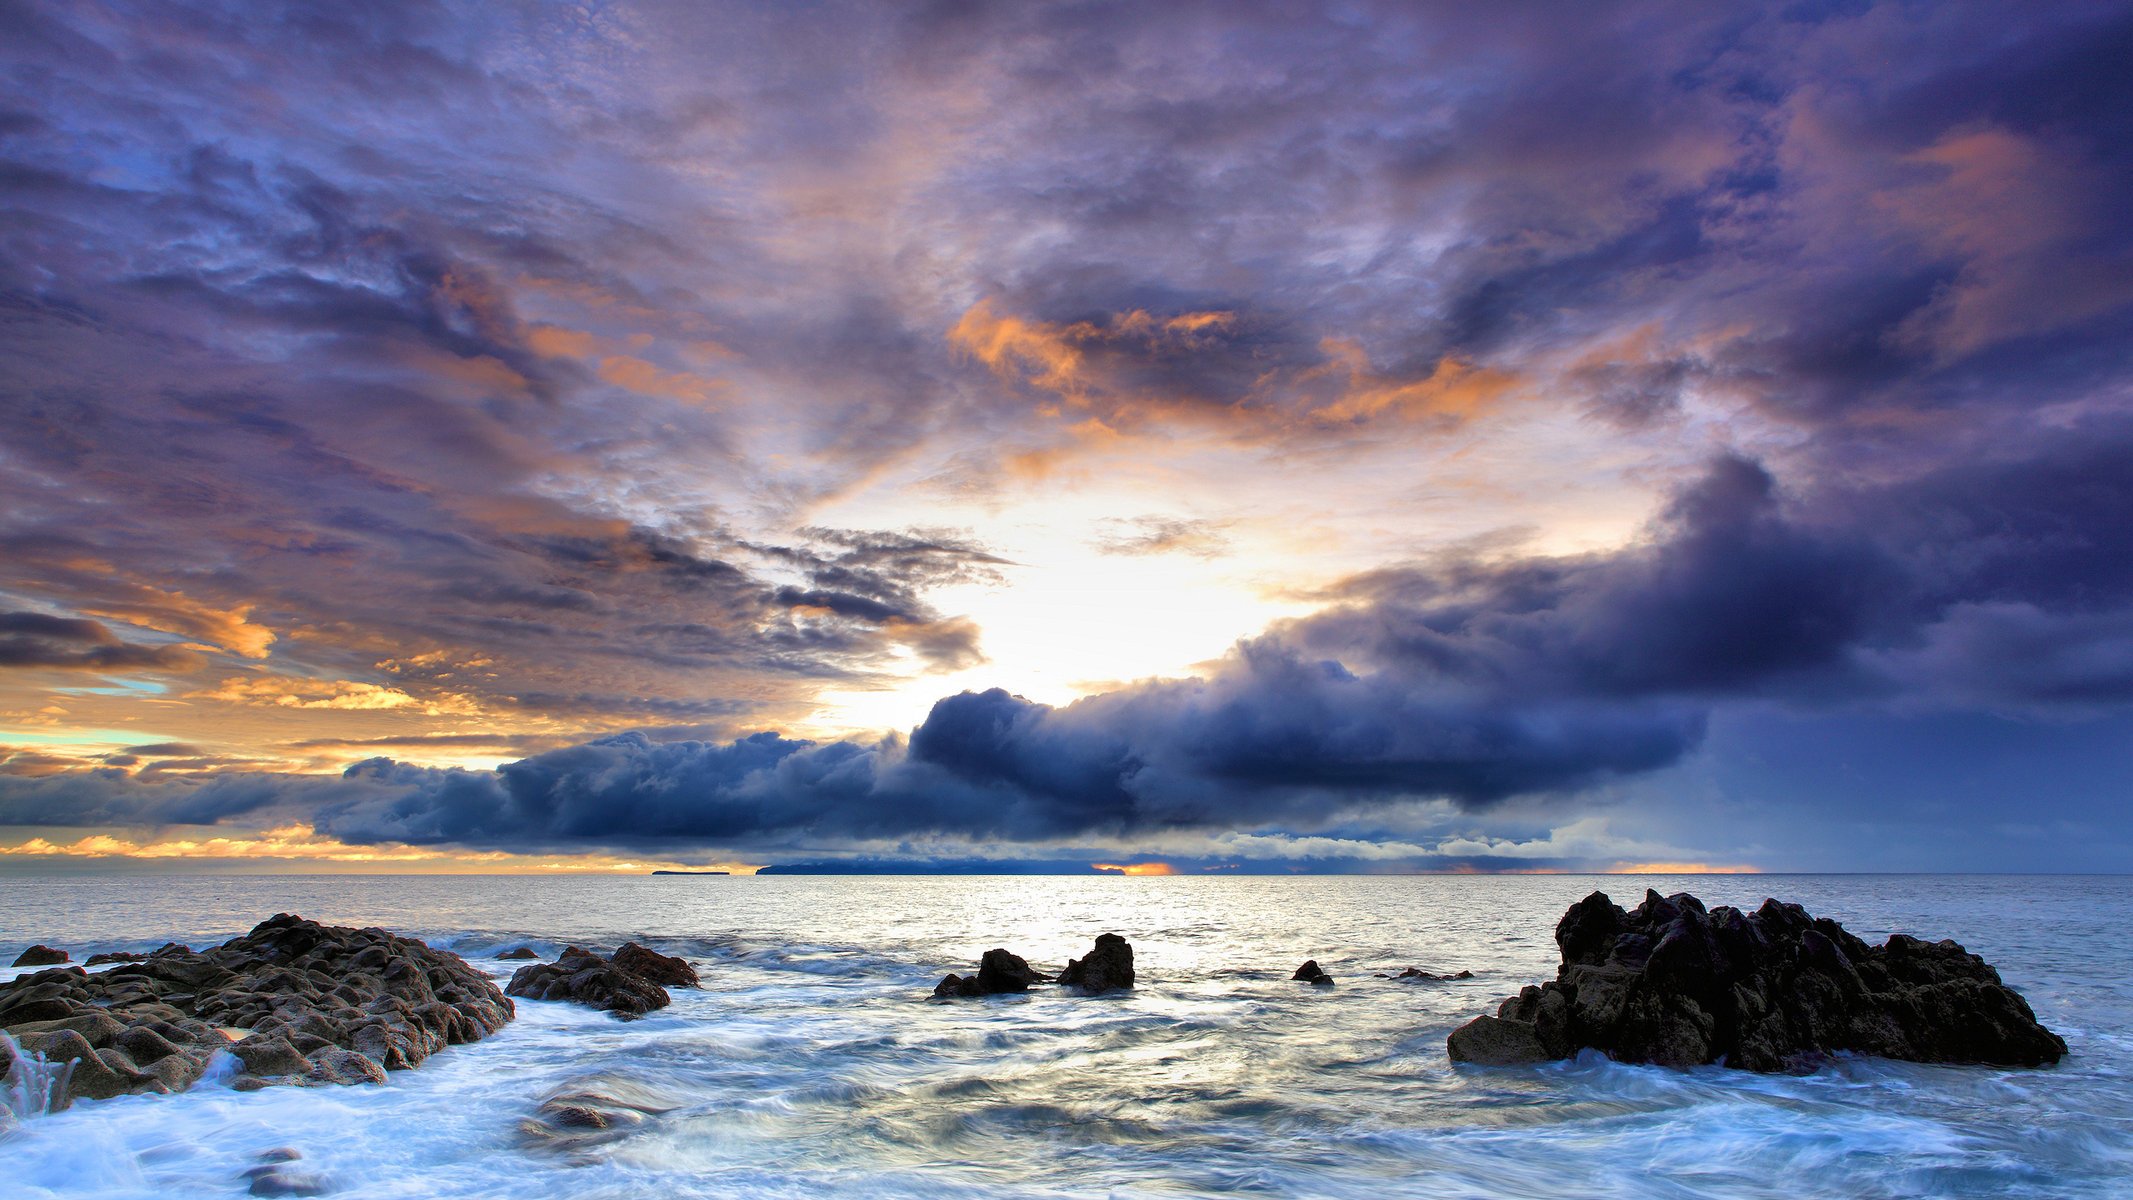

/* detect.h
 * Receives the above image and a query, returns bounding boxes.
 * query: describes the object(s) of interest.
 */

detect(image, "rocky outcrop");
[1447,890,2067,1072]
[611,942,699,988]
[497,947,540,961]
[0,914,512,1109]
[933,948,1047,998]
[11,945,68,967]
[1293,960,1334,985]
[505,947,671,1016]
[1057,933,1135,993]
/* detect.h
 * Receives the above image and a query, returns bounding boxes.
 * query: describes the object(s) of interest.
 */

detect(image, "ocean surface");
[1,873,2128,1199]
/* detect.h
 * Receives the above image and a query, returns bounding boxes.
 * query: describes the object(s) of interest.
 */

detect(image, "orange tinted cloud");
[1091,861,1176,876]
[82,585,276,659]
[598,355,725,404]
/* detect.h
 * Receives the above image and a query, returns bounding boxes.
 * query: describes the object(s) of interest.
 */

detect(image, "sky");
[1,0,2130,875]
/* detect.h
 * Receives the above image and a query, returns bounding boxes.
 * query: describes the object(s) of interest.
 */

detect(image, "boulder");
[11,945,69,967]
[1057,933,1135,993]
[1293,960,1334,985]
[497,947,540,961]
[0,914,513,1109]
[611,942,700,988]
[505,947,670,1016]
[1447,890,2067,1072]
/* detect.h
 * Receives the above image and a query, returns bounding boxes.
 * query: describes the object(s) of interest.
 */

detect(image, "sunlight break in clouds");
[1,1,2131,873]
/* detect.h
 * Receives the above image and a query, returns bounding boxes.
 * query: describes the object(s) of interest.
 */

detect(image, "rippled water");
[1,873,2128,1198]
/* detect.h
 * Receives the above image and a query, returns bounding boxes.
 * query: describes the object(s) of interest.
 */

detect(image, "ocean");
[2,873,2128,1198]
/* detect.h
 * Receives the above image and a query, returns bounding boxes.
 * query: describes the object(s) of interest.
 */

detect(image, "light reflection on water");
[0,873,2128,1198]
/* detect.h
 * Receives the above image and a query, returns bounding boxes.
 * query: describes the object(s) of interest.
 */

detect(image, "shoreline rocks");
[1447,889,2067,1072]
[0,914,512,1109]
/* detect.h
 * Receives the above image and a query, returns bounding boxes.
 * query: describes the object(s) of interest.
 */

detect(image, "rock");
[1447,1015,1552,1064]
[11,945,69,967]
[932,972,982,998]
[1394,967,1473,981]
[0,914,512,1109]
[1057,933,1135,993]
[976,948,1044,992]
[611,942,700,988]
[505,947,670,1016]
[245,1166,333,1197]
[497,947,540,960]
[518,1076,677,1151]
[1447,890,2067,1072]
[1293,960,1332,984]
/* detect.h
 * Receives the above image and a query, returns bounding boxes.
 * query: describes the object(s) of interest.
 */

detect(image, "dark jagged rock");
[505,946,670,1016]
[1057,933,1135,993]
[1447,890,2067,1072]
[11,945,69,967]
[611,942,700,988]
[1293,960,1333,985]
[931,948,1048,998]
[0,914,511,1109]
[497,947,540,961]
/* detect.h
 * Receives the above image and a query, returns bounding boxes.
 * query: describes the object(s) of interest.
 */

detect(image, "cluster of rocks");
[933,934,1136,998]
[504,942,700,1016]
[1292,960,1336,986]
[0,914,512,1109]
[1447,889,2068,1072]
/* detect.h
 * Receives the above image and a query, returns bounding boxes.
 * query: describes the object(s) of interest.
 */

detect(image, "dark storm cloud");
[0,612,200,672]
[285,428,2133,851]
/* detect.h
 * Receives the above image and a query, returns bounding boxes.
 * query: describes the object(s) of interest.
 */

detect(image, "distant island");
[650,870,730,876]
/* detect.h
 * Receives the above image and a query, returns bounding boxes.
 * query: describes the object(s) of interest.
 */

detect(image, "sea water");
[0,873,2127,1198]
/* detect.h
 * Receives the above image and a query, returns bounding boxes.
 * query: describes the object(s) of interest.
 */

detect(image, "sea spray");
[0,1030,75,1129]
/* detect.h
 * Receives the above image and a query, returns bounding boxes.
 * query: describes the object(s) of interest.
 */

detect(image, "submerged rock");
[0,914,511,1109]
[518,1073,681,1153]
[1387,967,1473,981]
[1293,960,1334,985]
[505,947,671,1016]
[11,945,69,968]
[1447,890,2067,1072]
[497,947,540,961]
[931,948,1047,998]
[1057,934,1135,993]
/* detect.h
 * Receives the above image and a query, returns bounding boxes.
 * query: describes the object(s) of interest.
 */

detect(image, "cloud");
[0,611,201,672]
[1091,516,1233,559]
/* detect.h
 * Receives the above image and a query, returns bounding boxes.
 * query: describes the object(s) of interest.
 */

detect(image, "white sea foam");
[0,873,2128,1197]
